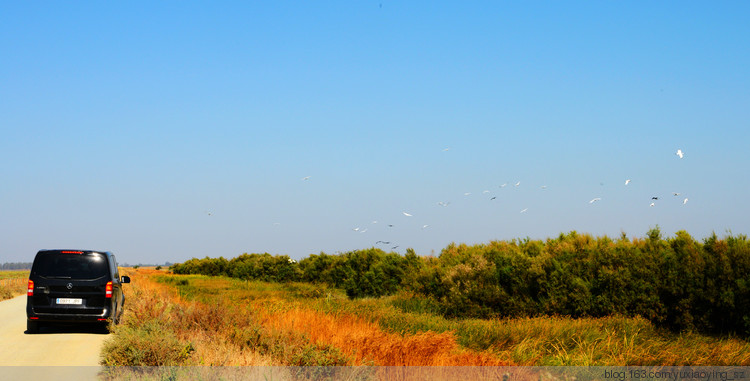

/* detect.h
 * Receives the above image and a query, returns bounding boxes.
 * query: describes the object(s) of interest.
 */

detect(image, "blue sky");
[2,1,749,264]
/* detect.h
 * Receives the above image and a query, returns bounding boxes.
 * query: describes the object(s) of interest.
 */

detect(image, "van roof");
[38,249,112,255]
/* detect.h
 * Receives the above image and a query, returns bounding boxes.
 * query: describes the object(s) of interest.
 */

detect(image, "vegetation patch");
[170,228,750,336]
[0,270,27,301]
[153,271,750,365]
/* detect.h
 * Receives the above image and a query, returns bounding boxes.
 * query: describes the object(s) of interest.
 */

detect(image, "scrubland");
[101,267,750,367]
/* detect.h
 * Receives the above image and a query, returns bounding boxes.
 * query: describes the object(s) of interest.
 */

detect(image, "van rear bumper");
[27,308,112,323]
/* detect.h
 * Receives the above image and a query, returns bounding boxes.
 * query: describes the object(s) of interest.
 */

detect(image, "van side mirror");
[121,276,131,284]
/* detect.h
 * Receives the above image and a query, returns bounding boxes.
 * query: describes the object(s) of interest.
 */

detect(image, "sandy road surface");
[0,295,107,380]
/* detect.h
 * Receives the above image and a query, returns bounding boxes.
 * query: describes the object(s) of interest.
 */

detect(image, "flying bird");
[676,149,684,159]
[514,181,521,187]
[625,179,631,185]
[650,202,655,207]
[652,197,659,200]
[402,212,412,217]
[520,208,528,213]
[589,198,601,204]
[302,176,311,180]
[500,183,507,188]
[490,196,496,200]
[673,192,681,196]
[683,198,689,205]
[422,225,429,229]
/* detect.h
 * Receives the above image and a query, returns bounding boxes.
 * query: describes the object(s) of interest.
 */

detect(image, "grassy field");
[0,270,27,301]
[101,268,750,368]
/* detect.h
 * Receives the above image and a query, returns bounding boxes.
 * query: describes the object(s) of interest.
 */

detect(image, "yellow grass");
[0,271,27,301]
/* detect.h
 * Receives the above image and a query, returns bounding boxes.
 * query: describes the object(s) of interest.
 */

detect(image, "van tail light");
[28,280,34,296]
[105,281,113,298]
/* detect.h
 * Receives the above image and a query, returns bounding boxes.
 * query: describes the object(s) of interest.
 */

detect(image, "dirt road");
[0,295,106,380]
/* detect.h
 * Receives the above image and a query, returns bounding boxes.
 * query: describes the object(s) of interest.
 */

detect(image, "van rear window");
[32,252,109,279]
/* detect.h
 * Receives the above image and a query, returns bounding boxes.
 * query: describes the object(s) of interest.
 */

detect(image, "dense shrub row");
[171,253,302,283]
[171,249,421,298]
[169,228,750,335]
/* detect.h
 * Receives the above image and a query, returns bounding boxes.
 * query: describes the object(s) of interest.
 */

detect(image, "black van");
[26,249,130,334]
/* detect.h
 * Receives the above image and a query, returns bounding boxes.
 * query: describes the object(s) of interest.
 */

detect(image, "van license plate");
[56,298,82,305]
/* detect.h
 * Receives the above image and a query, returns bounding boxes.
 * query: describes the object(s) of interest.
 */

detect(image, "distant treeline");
[1,262,32,270]
[169,228,750,335]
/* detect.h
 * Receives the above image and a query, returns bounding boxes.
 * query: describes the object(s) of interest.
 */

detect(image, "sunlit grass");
[103,269,350,366]
[0,270,27,301]
[0,270,28,280]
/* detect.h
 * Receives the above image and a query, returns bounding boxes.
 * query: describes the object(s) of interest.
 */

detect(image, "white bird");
[625,179,631,185]
[302,176,311,180]
[520,208,528,213]
[402,212,412,217]
[650,202,655,207]
[437,201,450,207]
[683,198,689,205]
[464,192,471,196]
[540,185,547,189]
[676,149,684,159]
[421,225,429,229]
[514,181,521,187]
[483,190,490,194]
[359,228,368,233]
[288,258,297,264]
[589,198,601,204]
[353,227,360,232]
[443,147,450,151]
[500,183,507,188]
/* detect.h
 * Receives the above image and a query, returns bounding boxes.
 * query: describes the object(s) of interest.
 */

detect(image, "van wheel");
[27,320,39,334]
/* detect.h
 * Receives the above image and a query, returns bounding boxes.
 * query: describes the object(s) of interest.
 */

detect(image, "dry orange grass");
[113,268,275,366]
[261,307,510,366]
